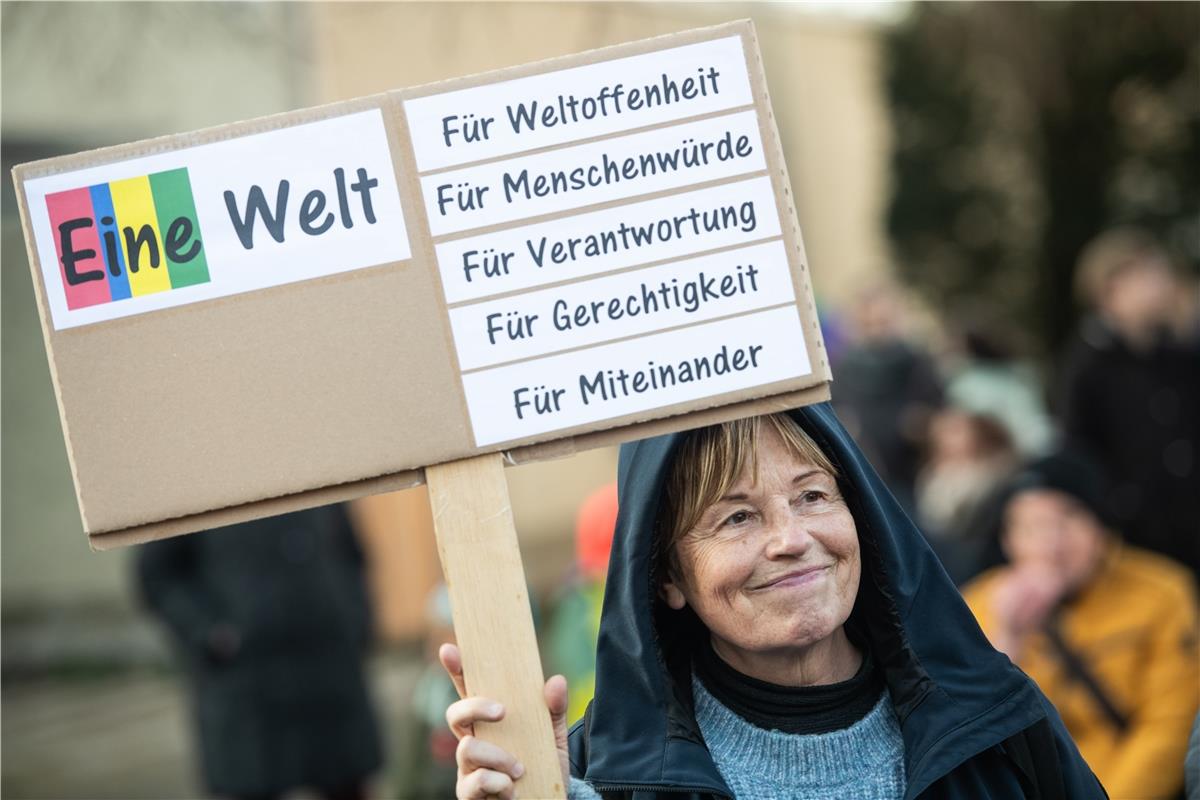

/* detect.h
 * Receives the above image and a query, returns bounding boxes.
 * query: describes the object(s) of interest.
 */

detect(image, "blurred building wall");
[1,3,316,662]
[2,2,890,653]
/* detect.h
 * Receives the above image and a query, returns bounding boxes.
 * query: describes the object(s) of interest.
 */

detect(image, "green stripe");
[149,168,209,288]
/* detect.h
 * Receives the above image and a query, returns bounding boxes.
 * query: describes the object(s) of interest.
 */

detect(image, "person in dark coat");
[441,404,1104,798]
[1058,227,1200,580]
[136,504,383,800]
[832,285,944,514]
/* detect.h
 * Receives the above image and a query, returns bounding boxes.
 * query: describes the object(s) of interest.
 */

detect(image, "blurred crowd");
[132,227,1198,799]
[833,226,1198,586]
[829,226,1200,799]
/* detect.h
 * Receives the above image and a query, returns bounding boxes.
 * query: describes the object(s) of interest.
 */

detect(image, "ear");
[658,575,688,610]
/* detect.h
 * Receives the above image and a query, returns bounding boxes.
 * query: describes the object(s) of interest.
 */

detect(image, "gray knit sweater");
[568,675,906,799]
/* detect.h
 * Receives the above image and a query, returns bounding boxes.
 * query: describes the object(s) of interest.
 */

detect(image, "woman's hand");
[439,643,571,799]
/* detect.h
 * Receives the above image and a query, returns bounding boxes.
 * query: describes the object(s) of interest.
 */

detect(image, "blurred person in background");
[399,582,459,799]
[136,505,382,800]
[943,314,1055,457]
[1189,713,1200,800]
[547,482,618,724]
[1059,227,1200,580]
[963,453,1200,799]
[832,284,944,513]
[916,409,1018,584]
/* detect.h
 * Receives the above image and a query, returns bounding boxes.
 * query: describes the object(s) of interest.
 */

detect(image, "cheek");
[682,539,758,607]
[1005,530,1045,564]
[818,513,860,564]
[819,514,862,603]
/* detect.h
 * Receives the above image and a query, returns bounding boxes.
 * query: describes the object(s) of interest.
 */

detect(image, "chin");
[770,610,845,650]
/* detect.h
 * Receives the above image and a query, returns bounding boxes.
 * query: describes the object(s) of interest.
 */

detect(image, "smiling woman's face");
[661,423,861,672]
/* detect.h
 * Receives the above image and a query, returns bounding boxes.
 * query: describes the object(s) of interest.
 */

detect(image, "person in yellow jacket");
[963,453,1199,799]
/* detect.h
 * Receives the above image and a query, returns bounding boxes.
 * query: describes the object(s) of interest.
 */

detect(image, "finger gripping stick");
[428,453,566,799]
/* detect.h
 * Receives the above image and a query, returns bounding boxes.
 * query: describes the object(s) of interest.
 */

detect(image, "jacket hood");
[576,402,1048,799]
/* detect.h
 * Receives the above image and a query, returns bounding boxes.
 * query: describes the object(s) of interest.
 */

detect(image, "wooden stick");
[426,453,565,799]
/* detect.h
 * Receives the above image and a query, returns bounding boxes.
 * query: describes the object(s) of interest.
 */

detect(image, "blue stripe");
[88,183,132,301]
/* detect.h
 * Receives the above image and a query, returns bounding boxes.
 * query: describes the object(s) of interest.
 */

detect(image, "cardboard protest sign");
[16,20,831,796]
[14,19,829,549]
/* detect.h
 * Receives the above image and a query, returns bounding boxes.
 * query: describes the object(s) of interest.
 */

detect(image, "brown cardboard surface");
[15,20,832,547]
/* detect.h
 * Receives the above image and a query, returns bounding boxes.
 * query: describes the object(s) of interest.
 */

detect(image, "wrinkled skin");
[660,424,863,686]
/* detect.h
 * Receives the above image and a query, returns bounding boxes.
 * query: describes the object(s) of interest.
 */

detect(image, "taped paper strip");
[405,35,754,172]
[435,175,781,304]
[448,239,794,370]
[420,109,766,236]
[24,110,410,330]
[462,304,811,446]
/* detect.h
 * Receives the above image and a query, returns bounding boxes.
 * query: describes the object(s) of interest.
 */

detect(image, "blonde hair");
[1074,227,1170,307]
[658,413,839,579]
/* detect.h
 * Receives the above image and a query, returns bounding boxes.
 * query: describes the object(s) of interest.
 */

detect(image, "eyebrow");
[715,470,827,503]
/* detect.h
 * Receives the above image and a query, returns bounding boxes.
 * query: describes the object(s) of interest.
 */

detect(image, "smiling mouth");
[752,566,831,590]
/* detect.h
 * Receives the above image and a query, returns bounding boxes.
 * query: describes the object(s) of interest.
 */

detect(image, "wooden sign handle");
[426,453,566,799]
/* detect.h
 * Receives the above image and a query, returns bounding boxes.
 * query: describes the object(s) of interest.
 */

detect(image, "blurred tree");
[885,2,1199,359]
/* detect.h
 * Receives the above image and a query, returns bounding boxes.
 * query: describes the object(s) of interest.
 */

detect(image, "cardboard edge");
[739,20,833,388]
[89,383,830,549]
[11,164,97,532]
[87,468,424,551]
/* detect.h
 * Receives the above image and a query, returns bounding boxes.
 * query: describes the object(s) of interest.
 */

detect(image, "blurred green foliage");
[885,2,1199,358]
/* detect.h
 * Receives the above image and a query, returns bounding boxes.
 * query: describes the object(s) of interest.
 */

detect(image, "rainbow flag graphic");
[45,168,209,310]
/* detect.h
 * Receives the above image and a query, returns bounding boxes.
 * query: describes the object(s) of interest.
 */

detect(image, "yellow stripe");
[109,176,172,296]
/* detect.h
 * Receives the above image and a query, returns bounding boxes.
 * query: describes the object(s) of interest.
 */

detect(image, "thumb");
[437,642,468,699]
[544,674,569,737]
[544,674,571,788]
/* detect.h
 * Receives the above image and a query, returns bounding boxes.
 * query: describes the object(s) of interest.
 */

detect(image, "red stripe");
[45,188,111,309]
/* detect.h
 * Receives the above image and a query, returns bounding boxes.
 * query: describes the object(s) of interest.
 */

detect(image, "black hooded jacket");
[567,403,1105,799]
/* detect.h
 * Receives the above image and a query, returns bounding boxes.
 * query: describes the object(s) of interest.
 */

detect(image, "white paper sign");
[435,175,781,304]
[420,109,766,236]
[405,36,754,171]
[449,239,795,370]
[462,305,810,446]
[23,110,410,330]
[405,32,816,447]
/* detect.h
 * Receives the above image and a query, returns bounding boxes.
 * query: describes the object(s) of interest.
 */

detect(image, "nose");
[761,504,814,559]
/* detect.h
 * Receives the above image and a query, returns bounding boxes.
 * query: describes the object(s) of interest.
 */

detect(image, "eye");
[722,510,753,528]
[799,490,827,504]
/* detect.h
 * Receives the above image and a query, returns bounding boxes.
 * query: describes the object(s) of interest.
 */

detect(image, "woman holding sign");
[441,404,1104,798]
